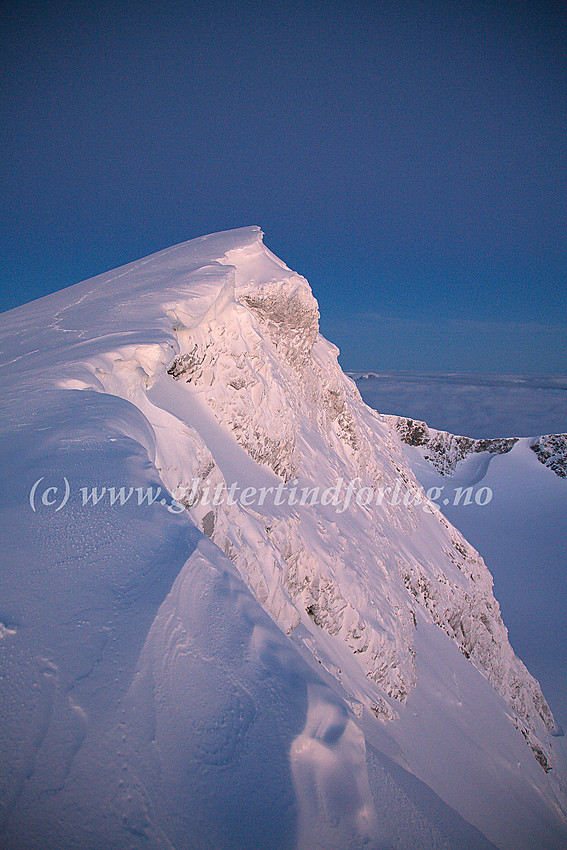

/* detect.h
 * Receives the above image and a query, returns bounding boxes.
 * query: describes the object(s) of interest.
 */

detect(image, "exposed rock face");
[531,434,567,478]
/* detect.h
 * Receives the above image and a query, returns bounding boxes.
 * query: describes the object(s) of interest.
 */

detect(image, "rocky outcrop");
[395,416,518,475]
[531,434,567,478]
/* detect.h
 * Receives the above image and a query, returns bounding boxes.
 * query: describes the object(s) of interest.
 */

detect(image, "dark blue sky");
[1,0,566,371]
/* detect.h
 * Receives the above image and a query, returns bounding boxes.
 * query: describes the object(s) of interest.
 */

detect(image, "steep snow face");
[165,244,320,480]
[1,227,566,849]
[150,234,557,743]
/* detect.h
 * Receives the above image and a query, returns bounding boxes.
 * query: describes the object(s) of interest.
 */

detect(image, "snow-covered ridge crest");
[51,230,557,731]
[393,416,519,475]
[70,230,558,745]
[6,228,565,845]
[393,415,567,482]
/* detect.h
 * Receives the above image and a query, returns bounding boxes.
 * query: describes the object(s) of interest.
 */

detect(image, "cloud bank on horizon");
[354,372,567,439]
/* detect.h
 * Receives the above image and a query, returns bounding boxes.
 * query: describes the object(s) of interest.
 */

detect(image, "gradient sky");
[1,0,566,372]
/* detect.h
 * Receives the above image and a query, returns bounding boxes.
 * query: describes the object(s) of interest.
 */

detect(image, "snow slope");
[1,226,566,848]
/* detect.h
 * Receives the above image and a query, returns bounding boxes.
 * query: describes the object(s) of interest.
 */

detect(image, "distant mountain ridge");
[392,415,567,479]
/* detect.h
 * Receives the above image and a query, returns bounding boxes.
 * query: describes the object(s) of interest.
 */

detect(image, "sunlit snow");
[0,227,565,848]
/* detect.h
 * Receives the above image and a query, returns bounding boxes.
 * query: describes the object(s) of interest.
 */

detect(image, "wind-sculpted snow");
[1,226,566,848]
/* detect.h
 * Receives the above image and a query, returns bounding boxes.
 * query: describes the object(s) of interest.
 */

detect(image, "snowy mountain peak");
[44,231,558,741]
[1,230,566,849]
